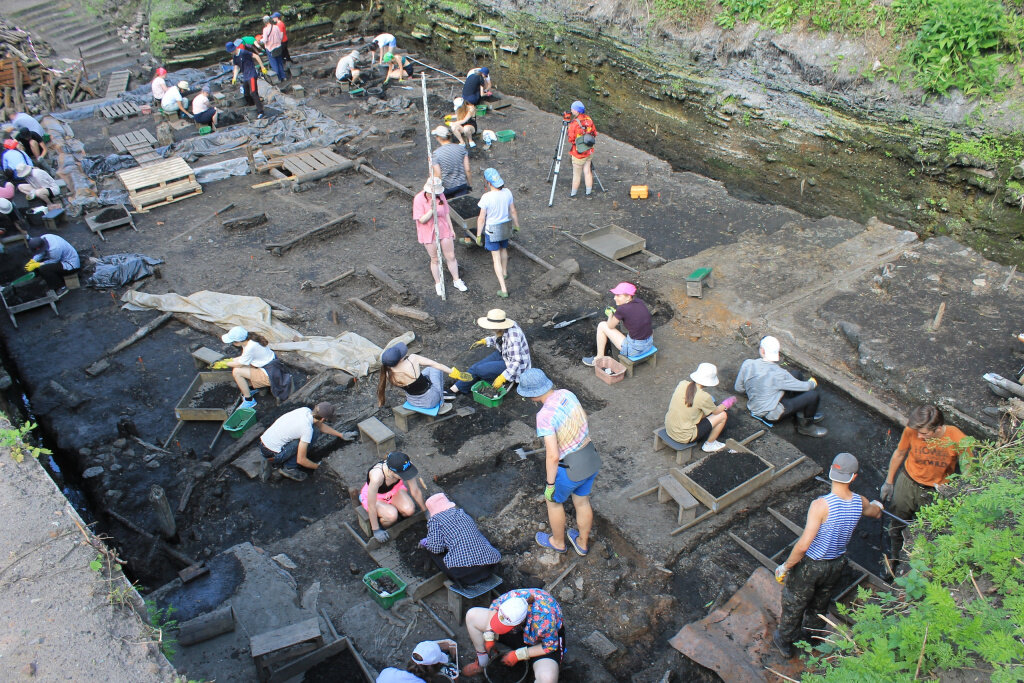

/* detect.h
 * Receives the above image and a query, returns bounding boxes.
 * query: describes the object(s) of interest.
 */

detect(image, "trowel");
[513,446,544,460]
[546,311,600,329]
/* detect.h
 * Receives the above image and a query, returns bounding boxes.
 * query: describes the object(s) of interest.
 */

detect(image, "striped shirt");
[806,493,863,560]
[536,389,589,458]
[490,589,562,653]
[421,507,501,569]
[488,323,531,382]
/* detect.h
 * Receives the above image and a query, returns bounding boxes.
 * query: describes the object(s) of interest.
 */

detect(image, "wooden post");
[12,59,24,111]
[246,145,256,174]
[176,605,236,646]
[148,485,177,539]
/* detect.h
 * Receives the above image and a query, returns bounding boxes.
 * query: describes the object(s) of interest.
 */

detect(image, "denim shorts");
[483,233,508,252]
[621,335,654,358]
[552,467,597,503]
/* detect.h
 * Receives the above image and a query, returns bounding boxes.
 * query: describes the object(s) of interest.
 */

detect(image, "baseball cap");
[221,326,248,344]
[432,125,451,138]
[386,451,418,480]
[382,52,394,63]
[201,84,211,93]
[480,67,489,75]
[380,341,407,367]
[28,237,44,250]
[609,282,636,296]
[759,335,780,362]
[226,41,237,52]
[571,100,585,114]
[829,452,858,483]
[314,401,335,421]
[453,97,464,110]
[488,596,528,634]
[15,164,31,179]
[0,198,11,215]
[271,11,282,18]
[411,640,449,666]
[516,368,553,398]
[483,167,503,187]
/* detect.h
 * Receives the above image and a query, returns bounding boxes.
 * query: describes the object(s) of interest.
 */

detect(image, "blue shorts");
[483,233,508,252]
[621,335,654,358]
[552,466,597,503]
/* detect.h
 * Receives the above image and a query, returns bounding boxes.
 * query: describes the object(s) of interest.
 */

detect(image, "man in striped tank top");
[772,452,884,657]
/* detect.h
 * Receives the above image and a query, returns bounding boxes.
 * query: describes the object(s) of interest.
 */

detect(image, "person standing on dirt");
[518,368,600,558]
[361,451,428,543]
[461,588,564,681]
[377,341,469,413]
[773,453,884,658]
[271,12,291,63]
[734,335,828,437]
[567,100,597,199]
[475,168,519,298]
[450,97,478,148]
[217,326,292,410]
[414,177,468,296]
[260,15,287,82]
[665,363,737,453]
[258,402,354,482]
[880,404,969,572]
[431,126,471,198]
[582,281,653,367]
[370,33,397,64]
[452,309,531,395]
[25,235,78,295]
[229,41,267,119]
[419,492,501,587]
[461,67,491,105]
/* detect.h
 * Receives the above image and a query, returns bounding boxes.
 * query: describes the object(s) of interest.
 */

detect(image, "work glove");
[869,499,884,510]
[232,76,237,85]
[483,632,497,652]
[449,366,473,382]
[880,482,894,503]
[720,396,737,410]
[808,377,818,388]
[470,337,488,349]
[261,67,268,75]
[544,484,555,501]
[774,564,788,583]
[373,529,390,543]
[513,224,520,234]
[210,359,231,370]
[475,234,483,247]
[492,373,507,389]
[24,259,40,272]
[502,648,529,666]
[604,306,615,318]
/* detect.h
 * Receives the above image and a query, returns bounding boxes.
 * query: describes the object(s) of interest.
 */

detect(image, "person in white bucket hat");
[665,362,737,453]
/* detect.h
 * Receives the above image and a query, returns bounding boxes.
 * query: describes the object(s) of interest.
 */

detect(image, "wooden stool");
[348,487,372,537]
[686,267,713,298]
[42,208,65,231]
[191,346,225,369]
[446,574,503,625]
[631,469,698,525]
[393,401,441,432]
[618,346,658,378]
[653,428,696,465]
[250,617,324,682]
[62,272,81,290]
[358,417,396,458]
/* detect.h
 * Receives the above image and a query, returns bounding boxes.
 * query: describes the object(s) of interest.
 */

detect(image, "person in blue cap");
[271,12,291,63]
[228,41,266,119]
[567,100,597,199]
[462,66,491,105]
[476,168,520,298]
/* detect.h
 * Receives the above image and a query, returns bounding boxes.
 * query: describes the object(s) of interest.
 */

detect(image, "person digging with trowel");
[518,368,600,558]
[258,401,356,482]
[419,492,501,587]
[461,588,564,681]
[377,341,472,415]
[734,335,828,437]
[213,326,292,410]
[451,309,532,396]
[773,453,884,658]
[25,235,78,295]
[362,451,427,543]
[582,281,653,367]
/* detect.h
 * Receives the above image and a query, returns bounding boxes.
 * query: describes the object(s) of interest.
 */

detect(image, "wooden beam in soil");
[264,212,356,255]
[103,312,173,357]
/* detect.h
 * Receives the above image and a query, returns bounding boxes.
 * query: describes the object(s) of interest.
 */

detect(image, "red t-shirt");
[898,425,968,487]
[276,19,288,42]
[568,114,596,159]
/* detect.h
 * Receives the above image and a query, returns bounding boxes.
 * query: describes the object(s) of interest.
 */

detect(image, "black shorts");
[194,108,216,125]
[497,625,565,664]
[694,417,713,443]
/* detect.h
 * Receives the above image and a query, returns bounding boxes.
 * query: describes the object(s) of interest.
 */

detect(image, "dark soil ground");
[687,450,769,497]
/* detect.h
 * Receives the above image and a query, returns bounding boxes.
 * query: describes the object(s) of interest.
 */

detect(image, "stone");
[558,587,575,602]
[232,449,267,479]
[143,452,159,463]
[538,553,560,567]
[555,258,580,276]
[155,122,174,147]
[110,463,122,472]
[531,267,571,296]
[112,438,127,450]
[837,320,861,346]
[122,447,135,459]
[78,447,92,457]
[145,460,161,469]
[105,489,123,503]
[574,576,584,590]
[583,630,620,658]
[84,359,110,377]
[301,581,320,611]
[82,466,104,479]
[272,553,298,570]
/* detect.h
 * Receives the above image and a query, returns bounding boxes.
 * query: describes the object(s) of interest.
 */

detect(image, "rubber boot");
[796,416,828,437]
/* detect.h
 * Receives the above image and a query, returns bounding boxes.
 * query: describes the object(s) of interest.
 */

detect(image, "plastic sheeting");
[120,290,385,377]
[86,254,164,288]
[82,154,138,179]
[193,156,253,184]
[52,68,219,122]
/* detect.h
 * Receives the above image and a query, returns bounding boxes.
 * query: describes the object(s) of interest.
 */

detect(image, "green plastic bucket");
[223,407,257,438]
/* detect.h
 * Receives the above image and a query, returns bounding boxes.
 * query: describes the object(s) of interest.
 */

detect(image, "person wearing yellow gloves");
[228,41,266,120]
[218,326,292,410]
[734,335,828,437]
[451,309,532,396]
[25,235,79,295]
[376,341,470,415]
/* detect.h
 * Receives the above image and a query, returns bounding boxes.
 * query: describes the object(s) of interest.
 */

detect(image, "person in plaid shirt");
[461,588,564,680]
[419,493,501,587]
[452,309,532,395]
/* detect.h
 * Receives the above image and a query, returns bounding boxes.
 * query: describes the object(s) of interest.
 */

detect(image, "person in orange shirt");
[880,404,969,572]
[271,12,291,63]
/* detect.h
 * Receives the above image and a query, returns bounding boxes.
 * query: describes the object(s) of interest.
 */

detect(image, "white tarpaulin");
[121,290,386,377]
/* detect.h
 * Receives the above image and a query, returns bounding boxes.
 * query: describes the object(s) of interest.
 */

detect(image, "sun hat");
[0,198,11,215]
[571,100,585,114]
[380,341,407,367]
[609,282,636,297]
[690,363,720,387]
[432,125,451,138]
[759,335,781,362]
[425,493,456,517]
[829,452,858,483]
[483,167,503,187]
[488,596,529,634]
[476,308,514,330]
[3,139,18,150]
[314,401,335,421]
[516,368,553,398]
[411,640,449,666]
[423,177,444,195]
[15,164,31,179]
[156,67,167,76]
[453,97,464,110]
[221,326,248,344]
[177,81,188,90]
[27,237,44,250]
[386,451,419,480]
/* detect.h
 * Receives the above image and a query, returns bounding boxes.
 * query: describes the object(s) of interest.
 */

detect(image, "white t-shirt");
[151,76,168,100]
[261,407,315,453]
[375,668,425,683]
[478,188,514,226]
[160,86,184,111]
[375,33,396,47]
[238,340,275,367]
[192,93,211,115]
[336,53,357,80]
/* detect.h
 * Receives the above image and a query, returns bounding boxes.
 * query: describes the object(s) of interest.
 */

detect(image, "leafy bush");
[0,416,51,463]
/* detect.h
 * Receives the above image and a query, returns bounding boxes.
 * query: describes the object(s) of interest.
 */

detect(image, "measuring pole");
[407,57,465,84]
[420,72,446,301]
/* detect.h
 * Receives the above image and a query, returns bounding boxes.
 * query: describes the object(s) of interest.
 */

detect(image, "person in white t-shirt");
[376,640,457,682]
[160,81,192,119]
[336,50,362,85]
[370,33,397,64]
[218,326,281,409]
[191,85,219,128]
[475,168,519,299]
[258,402,356,482]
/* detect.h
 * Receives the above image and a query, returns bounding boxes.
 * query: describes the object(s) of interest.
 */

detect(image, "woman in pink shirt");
[413,177,467,296]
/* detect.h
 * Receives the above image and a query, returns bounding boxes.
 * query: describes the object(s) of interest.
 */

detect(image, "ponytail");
[376,367,392,407]
[683,381,697,408]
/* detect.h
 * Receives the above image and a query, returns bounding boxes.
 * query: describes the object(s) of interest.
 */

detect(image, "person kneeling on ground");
[377,341,470,415]
[217,325,292,409]
[773,452,883,657]
[734,335,827,437]
[362,451,427,543]
[462,588,564,681]
[377,640,458,683]
[665,362,737,453]
[25,234,78,294]
[258,402,355,482]
[191,85,219,129]
[583,281,653,366]
[335,50,363,86]
[419,493,501,587]
[382,51,414,82]
[452,308,531,395]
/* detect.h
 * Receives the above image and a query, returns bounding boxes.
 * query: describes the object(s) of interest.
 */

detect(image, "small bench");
[618,346,658,378]
[250,617,324,682]
[191,346,226,369]
[446,574,503,625]
[686,267,713,298]
[657,474,698,525]
[63,272,81,290]
[358,417,396,458]
[42,208,65,231]
[393,400,441,432]
[653,428,697,465]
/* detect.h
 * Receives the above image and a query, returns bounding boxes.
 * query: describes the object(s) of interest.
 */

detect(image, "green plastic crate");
[363,567,408,610]
[476,104,487,117]
[496,130,516,142]
[198,125,213,135]
[223,407,257,439]
[471,380,510,408]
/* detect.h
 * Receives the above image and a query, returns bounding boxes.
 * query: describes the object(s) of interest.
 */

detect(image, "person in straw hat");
[413,177,467,297]
[451,309,532,395]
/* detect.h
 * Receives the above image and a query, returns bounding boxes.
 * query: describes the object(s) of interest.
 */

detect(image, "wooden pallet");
[99,101,140,122]
[125,142,162,165]
[117,156,202,212]
[110,129,157,153]
[279,147,351,183]
[104,70,131,98]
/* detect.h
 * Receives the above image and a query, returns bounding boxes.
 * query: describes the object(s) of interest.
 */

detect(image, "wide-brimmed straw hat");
[476,309,514,330]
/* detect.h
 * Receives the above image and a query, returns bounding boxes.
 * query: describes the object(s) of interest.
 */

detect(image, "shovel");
[547,311,600,329]
[428,405,476,426]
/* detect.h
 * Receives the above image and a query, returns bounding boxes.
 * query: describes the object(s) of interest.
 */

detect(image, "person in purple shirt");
[582,281,653,366]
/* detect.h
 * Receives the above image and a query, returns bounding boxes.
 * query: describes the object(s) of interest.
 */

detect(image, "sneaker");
[453,279,468,292]
[438,402,453,415]
[468,140,476,148]
[55,286,68,296]
[496,290,508,298]
[435,282,444,297]
[240,397,257,410]
[702,440,726,453]
[280,467,308,482]
[569,193,579,200]
[256,113,265,120]
[582,356,596,367]
[586,192,593,199]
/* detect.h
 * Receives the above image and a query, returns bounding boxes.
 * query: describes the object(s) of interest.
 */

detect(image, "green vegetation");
[145,600,179,660]
[0,417,51,463]
[802,427,1024,680]
[149,0,198,58]
[948,131,1024,167]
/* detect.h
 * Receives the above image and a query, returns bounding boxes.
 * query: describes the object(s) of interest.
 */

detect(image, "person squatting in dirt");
[451,309,531,396]
[362,451,428,542]
[214,326,293,409]
[418,492,501,587]
[258,402,356,482]
[734,335,828,437]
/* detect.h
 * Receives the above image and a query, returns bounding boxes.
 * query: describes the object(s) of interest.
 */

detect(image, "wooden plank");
[117,157,194,188]
[319,148,348,165]
[250,617,322,658]
[267,637,350,683]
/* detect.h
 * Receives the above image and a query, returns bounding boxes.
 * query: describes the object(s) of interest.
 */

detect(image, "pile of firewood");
[0,19,96,117]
